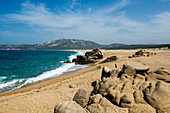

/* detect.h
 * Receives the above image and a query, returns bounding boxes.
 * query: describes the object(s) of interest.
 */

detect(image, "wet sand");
[0,49,170,113]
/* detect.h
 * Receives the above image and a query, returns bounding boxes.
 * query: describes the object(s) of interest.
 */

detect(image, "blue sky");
[0,0,170,44]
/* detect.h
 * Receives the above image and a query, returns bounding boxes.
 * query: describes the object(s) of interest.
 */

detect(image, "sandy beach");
[0,49,170,113]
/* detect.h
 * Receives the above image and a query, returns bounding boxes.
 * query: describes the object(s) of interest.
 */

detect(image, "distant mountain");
[34,39,104,49]
[0,39,169,50]
[0,39,104,50]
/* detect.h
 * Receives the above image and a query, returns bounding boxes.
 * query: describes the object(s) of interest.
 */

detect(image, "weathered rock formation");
[54,101,89,113]
[87,94,128,113]
[73,89,90,108]
[100,56,119,63]
[128,49,156,58]
[72,49,103,64]
[54,61,170,113]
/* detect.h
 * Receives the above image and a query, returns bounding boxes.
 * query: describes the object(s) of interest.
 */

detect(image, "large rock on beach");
[100,56,118,63]
[101,66,122,80]
[85,48,103,59]
[128,49,156,58]
[123,61,149,75]
[87,94,128,113]
[72,49,103,64]
[54,101,89,113]
[73,89,90,108]
[144,81,170,110]
[101,66,111,80]
[98,78,120,96]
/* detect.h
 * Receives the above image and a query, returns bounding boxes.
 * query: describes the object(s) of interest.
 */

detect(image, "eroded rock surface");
[54,61,170,113]
[72,49,103,64]
[87,94,128,113]
[144,81,170,110]
[128,49,156,58]
[100,56,119,63]
[123,61,149,75]
[73,89,90,108]
[54,101,89,113]
[129,104,156,113]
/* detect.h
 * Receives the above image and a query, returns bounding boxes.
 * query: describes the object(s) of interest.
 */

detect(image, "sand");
[0,49,170,113]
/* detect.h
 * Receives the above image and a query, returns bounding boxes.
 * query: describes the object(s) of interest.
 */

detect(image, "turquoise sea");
[0,50,87,92]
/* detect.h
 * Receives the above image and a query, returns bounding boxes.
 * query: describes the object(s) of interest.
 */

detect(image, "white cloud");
[2,0,170,44]
[121,0,128,8]
[5,0,130,29]
[97,0,128,14]
[70,0,82,9]
[88,8,91,13]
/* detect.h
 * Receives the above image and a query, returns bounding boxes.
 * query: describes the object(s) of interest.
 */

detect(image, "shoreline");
[0,50,89,96]
[0,49,169,97]
[0,64,94,97]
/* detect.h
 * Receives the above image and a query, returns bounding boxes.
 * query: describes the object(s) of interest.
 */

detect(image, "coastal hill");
[34,39,103,49]
[0,39,124,50]
[0,38,169,50]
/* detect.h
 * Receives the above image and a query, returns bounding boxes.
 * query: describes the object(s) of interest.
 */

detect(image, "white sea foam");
[68,51,85,61]
[0,79,24,89]
[60,51,84,63]
[0,51,88,91]
[0,76,6,80]
[24,51,87,84]
[0,76,7,84]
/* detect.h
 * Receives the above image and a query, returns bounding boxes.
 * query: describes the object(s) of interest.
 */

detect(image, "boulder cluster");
[128,50,156,58]
[54,62,170,113]
[72,49,103,64]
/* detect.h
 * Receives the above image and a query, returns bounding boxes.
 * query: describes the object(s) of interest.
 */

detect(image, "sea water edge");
[0,50,88,93]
